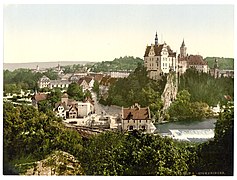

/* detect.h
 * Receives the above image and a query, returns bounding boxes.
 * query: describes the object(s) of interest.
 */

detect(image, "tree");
[190,101,234,175]
[179,68,234,106]
[92,80,99,96]
[3,102,83,174]
[67,82,84,101]
[168,90,192,120]
[78,130,191,175]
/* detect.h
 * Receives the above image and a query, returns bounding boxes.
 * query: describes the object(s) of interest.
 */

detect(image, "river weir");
[154,118,217,142]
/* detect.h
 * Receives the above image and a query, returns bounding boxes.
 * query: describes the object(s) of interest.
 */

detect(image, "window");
[142,126,146,130]
[134,120,135,123]
[128,120,129,123]
[129,126,133,130]
[139,120,141,123]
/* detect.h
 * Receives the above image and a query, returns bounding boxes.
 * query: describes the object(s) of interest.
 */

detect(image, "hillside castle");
[144,32,208,80]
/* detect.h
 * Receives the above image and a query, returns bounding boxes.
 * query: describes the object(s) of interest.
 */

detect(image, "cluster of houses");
[32,92,95,120]
[31,89,155,133]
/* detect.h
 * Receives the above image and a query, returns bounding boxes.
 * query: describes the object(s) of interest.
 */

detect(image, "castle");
[144,32,209,80]
[144,32,177,80]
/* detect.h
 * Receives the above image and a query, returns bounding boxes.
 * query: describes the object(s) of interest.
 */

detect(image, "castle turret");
[180,39,187,58]
[155,32,158,45]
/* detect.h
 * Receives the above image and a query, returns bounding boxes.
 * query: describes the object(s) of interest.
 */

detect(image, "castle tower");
[155,32,158,45]
[180,39,187,58]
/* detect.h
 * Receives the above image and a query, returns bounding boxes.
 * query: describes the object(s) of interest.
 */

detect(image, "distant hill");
[90,56,144,72]
[3,61,95,71]
[204,57,234,70]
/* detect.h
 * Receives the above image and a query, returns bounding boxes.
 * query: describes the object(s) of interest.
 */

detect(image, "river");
[154,118,217,142]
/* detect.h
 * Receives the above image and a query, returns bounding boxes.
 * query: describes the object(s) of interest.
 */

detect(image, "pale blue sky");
[4,4,234,63]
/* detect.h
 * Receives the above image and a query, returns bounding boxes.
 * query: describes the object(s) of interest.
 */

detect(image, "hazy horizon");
[4,4,234,63]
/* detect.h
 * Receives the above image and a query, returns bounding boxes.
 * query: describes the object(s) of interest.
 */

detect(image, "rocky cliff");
[160,72,178,119]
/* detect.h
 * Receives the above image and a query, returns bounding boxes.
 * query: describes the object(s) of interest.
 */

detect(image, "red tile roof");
[188,55,207,65]
[122,104,151,120]
[33,93,47,102]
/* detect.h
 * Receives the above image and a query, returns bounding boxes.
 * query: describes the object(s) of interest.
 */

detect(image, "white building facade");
[144,33,177,80]
[121,103,156,133]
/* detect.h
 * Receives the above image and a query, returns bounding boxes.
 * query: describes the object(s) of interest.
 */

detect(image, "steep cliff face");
[161,72,178,112]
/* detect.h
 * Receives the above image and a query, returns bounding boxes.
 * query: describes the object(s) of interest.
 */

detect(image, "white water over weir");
[162,129,215,142]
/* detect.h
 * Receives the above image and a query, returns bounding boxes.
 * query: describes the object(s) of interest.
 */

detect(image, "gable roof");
[68,104,78,112]
[94,74,103,82]
[77,78,89,86]
[32,93,47,102]
[122,104,151,120]
[188,55,207,65]
[144,44,176,57]
[84,76,93,84]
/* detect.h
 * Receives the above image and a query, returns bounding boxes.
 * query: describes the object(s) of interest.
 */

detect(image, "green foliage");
[106,65,165,120]
[168,90,210,120]
[3,102,83,174]
[84,89,92,99]
[204,57,234,70]
[42,69,59,80]
[92,80,100,96]
[62,64,85,74]
[79,130,191,175]
[67,82,84,101]
[179,68,234,106]
[90,56,143,72]
[4,69,43,93]
[191,102,234,175]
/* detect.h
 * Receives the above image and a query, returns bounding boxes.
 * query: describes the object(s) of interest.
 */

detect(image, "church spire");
[181,38,185,47]
[155,31,158,45]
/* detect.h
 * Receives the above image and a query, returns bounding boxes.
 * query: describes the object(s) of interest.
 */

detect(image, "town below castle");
[3,33,234,139]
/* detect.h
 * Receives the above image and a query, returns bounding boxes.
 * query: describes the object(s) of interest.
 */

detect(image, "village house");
[84,76,95,90]
[68,104,78,119]
[38,75,51,89]
[53,93,95,119]
[77,78,90,92]
[54,102,68,119]
[121,103,155,133]
[49,80,70,89]
[107,71,130,78]
[38,76,71,89]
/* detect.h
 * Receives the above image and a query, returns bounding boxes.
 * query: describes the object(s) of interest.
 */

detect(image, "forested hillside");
[104,64,166,119]
[89,56,143,72]
[204,57,234,70]
[178,69,234,106]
